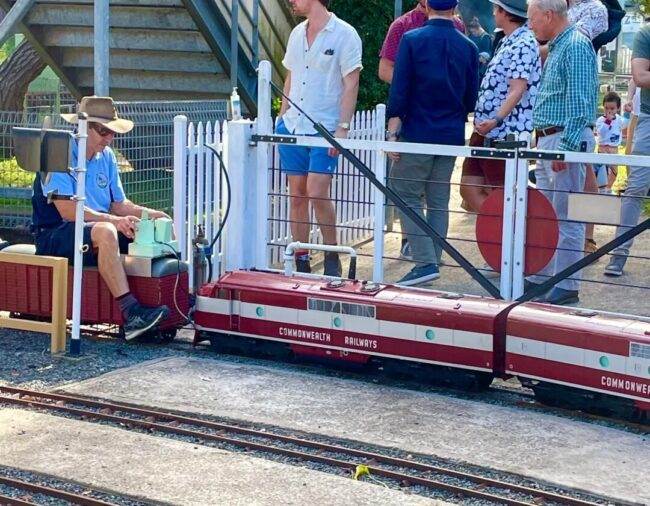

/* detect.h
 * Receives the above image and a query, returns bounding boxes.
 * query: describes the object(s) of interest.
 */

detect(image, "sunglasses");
[90,123,115,137]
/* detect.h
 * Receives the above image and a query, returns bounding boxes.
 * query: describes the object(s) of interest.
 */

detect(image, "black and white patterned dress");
[474,25,541,140]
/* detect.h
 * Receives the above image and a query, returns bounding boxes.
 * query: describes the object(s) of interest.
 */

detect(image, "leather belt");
[535,126,564,138]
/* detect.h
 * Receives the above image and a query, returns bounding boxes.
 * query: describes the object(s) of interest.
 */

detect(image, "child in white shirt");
[595,91,629,191]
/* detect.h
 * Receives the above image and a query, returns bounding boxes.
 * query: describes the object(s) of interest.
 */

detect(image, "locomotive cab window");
[308,298,375,319]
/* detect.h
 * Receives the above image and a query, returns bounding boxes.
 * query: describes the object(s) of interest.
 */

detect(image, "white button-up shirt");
[282,13,362,134]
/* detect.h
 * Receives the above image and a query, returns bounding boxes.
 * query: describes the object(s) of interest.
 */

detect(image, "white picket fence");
[174,105,386,284]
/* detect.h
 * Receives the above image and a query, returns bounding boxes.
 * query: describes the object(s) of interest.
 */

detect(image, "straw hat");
[61,96,134,134]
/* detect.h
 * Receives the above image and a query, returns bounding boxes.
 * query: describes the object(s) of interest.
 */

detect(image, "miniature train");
[193,270,650,421]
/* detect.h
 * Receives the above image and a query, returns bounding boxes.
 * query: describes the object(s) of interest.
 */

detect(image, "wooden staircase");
[0,0,294,113]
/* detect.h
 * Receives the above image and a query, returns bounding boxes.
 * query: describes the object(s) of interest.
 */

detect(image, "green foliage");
[330,0,394,111]
[0,158,34,187]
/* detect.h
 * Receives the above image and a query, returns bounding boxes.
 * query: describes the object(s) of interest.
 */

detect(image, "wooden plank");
[61,48,222,73]
[28,5,195,30]
[74,68,231,94]
[42,26,211,52]
[0,317,52,334]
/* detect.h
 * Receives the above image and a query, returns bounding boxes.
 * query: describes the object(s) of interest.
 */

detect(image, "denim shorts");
[35,222,131,266]
[276,118,338,176]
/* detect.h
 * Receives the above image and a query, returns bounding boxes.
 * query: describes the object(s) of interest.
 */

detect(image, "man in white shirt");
[277,0,362,277]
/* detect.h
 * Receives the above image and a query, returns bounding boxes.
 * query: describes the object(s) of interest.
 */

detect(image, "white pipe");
[69,114,88,355]
[283,242,356,277]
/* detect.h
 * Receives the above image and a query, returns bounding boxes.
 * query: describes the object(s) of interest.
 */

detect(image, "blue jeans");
[389,152,455,265]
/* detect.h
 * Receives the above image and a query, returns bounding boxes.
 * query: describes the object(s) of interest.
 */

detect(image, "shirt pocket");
[314,52,335,74]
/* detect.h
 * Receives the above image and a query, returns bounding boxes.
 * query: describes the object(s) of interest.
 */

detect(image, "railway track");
[0,386,625,506]
[0,474,120,506]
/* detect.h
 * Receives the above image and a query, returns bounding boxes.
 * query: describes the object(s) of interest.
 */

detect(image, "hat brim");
[489,0,527,18]
[60,113,134,134]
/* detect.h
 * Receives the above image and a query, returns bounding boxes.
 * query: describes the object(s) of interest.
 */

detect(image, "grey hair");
[527,0,568,17]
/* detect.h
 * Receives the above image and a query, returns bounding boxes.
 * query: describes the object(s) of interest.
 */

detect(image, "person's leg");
[306,173,336,245]
[91,222,130,297]
[459,175,487,213]
[609,115,650,270]
[391,153,437,265]
[308,142,341,276]
[460,133,489,212]
[526,135,556,287]
[287,175,310,242]
[425,155,456,265]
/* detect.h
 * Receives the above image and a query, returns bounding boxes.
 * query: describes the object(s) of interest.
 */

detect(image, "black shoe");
[533,287,579,306]
[524,279,538,291]
[123,303,170,341]
[295,257,311,273]
[323,251,342,277]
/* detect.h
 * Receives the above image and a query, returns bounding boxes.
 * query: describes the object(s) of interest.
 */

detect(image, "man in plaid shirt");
[525,0,598,305]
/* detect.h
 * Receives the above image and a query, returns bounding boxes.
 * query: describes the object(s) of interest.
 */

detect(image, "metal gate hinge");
[518,150,565,161]
[470,149,516,159]
[250,134,297,146]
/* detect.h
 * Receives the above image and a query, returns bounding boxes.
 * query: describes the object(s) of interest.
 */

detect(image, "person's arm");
[558,44,595,152]
[595,115,609,138]
[475,79,527,135]
[111,199,170,220]
[464,46,480,114]
[632,58,650,89]
[335,69,361,140]
[378,57,394,84]
[631,28,650,87]
[52,200,138,239]
[378,19,404,85]
[279,71,292,117]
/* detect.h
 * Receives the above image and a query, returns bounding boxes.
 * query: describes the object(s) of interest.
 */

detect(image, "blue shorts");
[35,222,131,266]
[276,118,338,176]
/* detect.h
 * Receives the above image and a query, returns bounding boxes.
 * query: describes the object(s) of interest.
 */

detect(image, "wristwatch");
[385,130,398,140]
[337,122,351,130]
[495,115,505,127]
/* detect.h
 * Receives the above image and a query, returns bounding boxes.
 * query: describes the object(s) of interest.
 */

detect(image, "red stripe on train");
[508,354,650,401]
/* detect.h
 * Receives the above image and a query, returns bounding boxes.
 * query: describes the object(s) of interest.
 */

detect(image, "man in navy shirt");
[387,0,479,286]
[32,96,171,340]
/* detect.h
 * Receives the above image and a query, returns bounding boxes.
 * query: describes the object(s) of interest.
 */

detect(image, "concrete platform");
[0,408,444,506]
[62,357,650,504]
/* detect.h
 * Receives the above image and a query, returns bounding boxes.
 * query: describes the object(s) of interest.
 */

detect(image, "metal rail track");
[0,386,616,506]
[0,475,117,506]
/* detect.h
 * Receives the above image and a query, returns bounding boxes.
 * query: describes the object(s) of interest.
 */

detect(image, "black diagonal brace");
[517,217,650,302]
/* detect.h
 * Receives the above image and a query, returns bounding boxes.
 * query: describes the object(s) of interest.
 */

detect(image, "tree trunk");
[0,39,46,111]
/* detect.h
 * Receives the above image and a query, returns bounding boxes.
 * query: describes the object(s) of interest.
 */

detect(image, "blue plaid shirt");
[533,25,597,152]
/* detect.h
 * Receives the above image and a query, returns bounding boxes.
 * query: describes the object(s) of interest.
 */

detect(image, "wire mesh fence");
[0,100,227,230]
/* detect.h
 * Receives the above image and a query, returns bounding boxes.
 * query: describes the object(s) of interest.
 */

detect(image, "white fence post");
[511,133,531,299]
[255,60,273,269]
[224,119,256,271]
[499,156,517,300]
[173,115,188,262]
[372,104,387,282]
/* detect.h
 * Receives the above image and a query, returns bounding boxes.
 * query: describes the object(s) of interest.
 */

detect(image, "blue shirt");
[533,25,597,152]
[41,142,126,214]
[387,18,479,145]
